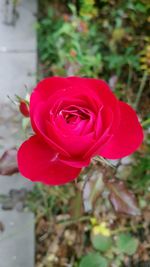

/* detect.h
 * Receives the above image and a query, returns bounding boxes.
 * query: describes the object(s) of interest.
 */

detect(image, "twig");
[93,156,116,169]
[111,224,143,235]
[142,117,150,127]
[134,71,148,110]
[126,64,133,105]
[58,215,91,226]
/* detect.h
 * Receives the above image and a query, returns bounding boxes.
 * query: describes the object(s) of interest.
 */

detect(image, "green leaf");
[135,3,147,13]
[91,234,112,252]
[116,233,139,255]
[79,253,108,267]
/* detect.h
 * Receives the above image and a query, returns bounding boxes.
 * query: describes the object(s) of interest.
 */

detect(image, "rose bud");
[17,77,144,186]
[19,100,29,117]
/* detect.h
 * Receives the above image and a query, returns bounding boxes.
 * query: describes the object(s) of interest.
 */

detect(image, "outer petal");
[17,135,81,185]
[59,156,91,168]
[31,77,69,102]
[68,77,117,109]
[97,101,144,159]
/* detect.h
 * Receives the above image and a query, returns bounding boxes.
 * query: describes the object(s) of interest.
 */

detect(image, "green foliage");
[79,0,98,18]
[38,0,149,87]
[81,231,139,267]
[38,6,102,77]
[128,151,150,191]
[91,234,112,252]
[79,252,108,267]
[116,233,139,255]
[27,183,73,217]
[105,49,140,75]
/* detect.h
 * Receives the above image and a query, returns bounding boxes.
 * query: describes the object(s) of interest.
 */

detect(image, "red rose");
[17,77,143,185]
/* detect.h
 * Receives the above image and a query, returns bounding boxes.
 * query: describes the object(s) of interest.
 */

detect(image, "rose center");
[62,108,89,125]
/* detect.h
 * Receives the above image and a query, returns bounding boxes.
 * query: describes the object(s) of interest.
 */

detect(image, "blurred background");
[0,0,150,267]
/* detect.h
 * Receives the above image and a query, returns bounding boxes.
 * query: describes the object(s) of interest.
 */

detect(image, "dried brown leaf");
[0,148,18,175]
[105,179,141,216]
[83,170,104,212]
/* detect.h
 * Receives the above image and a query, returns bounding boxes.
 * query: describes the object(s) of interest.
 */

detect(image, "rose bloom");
[17,77,143,185]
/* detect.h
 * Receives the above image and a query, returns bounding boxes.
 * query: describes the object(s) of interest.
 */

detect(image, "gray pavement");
[0,0,37,102]
[0,211,34,267]
[0,174,33,195]
[0,0,37,265]
[0,52,36,102]
[0,0,36,50]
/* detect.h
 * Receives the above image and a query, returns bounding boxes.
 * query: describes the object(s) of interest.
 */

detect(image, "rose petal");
[59,156,91,168]
[30,77,97,112]
[97,101,144,159]
[31,101,70,157]
[47,118,94,157]
[68,77,117,108]
[84,107,114,158]
[31,77,69,102]
[17,135,81,185]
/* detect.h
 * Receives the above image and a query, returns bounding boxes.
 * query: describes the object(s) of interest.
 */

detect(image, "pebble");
[2,199,14,210]
[15,201,24,212]
[121,156,133,165]
[108,159,119,166]
[116,165,132,180]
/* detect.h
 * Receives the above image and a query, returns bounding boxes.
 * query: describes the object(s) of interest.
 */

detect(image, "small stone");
[116,165,132,180]
[9,188,27,201]
[121,156,133,165]
[108,159,119,166]
[64,229,76,246]
[0,221,5,232]
[2,199,14,210]
[15,201,24,212]
[47,254,58,263]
